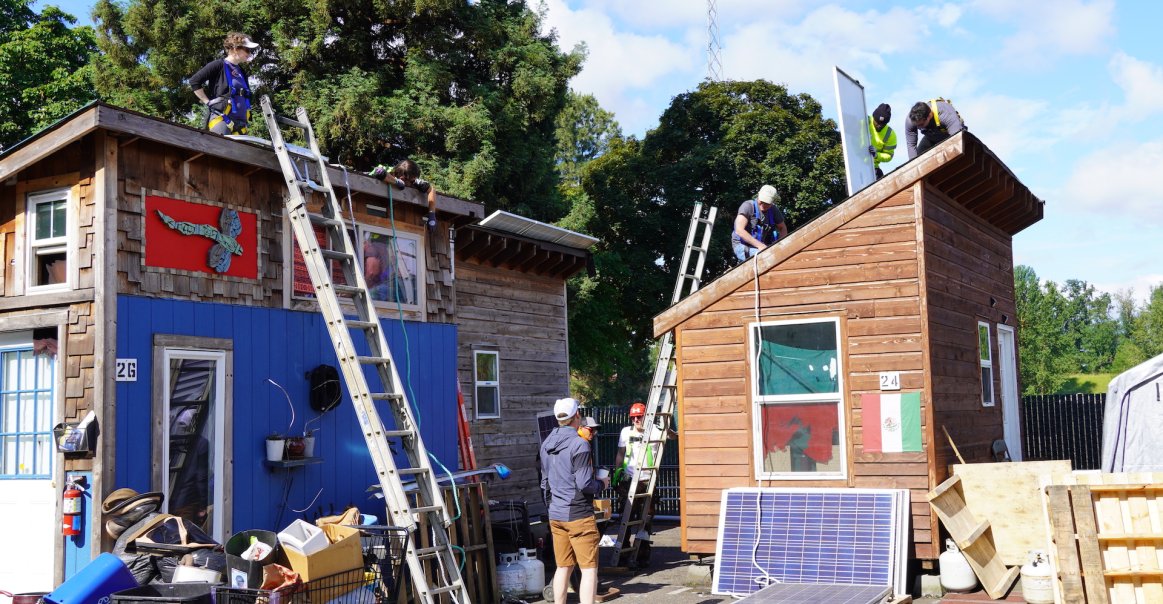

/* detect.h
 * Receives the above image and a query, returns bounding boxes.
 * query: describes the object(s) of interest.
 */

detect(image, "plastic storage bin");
[110,584,211,604]
[277,519,328,556]
[44,553,138,604]
[224,530,281,589]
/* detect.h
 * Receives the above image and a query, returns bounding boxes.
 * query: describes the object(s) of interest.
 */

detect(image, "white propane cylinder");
[497,553,526,599]
[518,547,546,596]
[1021,550,1055,604]
[939,539,978,593]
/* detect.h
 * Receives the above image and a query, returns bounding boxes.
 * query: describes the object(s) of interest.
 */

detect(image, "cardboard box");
[593,498,612,521]
[283,524,363,581]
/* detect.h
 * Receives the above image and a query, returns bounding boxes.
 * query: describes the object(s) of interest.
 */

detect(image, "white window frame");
[358,225,425,313]
[0,335,55,479]
[25,189,73,293]
[473,350,500,420]
[157,347,229,542]
[748,317,847,481]
[978,321,995,407]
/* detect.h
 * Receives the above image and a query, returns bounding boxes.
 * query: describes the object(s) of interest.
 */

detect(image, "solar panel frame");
[712,487,908,598]
[737,582,892,604]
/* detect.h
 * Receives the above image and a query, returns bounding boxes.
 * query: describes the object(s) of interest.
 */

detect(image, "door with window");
[0,334,57,592]
[157,349,228,542]
[997,325,1022,460]
[749,318,846,480]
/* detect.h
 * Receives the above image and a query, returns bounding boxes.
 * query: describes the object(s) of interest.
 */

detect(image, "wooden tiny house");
[653,132,1043,559]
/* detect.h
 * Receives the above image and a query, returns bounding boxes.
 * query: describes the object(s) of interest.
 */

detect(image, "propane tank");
[497,553,526,600]
[1020,550,1055,604]
[939,539,977,593]
[518,547,546,596]
[62,483,83,537]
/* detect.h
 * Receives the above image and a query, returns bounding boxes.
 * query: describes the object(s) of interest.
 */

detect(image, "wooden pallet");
[1044,477,1163,604]
[408,482,501,604]
[927,475,1020,599]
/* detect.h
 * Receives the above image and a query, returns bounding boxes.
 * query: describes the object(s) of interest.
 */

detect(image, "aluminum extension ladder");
[259,96,471,604]
[607,202,717,567]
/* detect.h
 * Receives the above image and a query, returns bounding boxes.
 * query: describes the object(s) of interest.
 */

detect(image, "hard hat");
[629,402,647,417]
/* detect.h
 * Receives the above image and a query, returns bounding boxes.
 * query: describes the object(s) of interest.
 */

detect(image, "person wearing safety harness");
[905,98,964,159]
[371,159,439,234]
[612,401,672,566]
[731,184,788,263]
[868,103,896,179]
[190,32,259,135]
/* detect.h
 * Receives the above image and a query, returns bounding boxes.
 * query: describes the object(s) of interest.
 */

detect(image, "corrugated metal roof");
[478,210,598,250]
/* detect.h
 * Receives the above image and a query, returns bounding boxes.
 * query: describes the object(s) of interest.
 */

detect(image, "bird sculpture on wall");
[156,207,244,273]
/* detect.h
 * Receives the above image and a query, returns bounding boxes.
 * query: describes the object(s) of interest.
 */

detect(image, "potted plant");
[265,433,285,462]
[302,428,317,458]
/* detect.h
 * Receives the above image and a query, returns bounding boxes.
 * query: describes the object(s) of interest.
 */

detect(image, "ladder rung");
[307,213,342,227]
[346,320,378,331]
[371,392,405,402]
[623,519,645,527]
[689,246,706,253]
[381,429,414,438]
[414,546,444,557]
[297,179,329,194]
[428,585,464,596]
[276,115,309,130]
[333,285,363,297]
[411,505,445,515]
[397,467,431,475]
[320,249,353,262]
[358,355,392,366]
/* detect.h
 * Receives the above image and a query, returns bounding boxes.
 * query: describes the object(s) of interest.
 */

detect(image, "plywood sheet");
[953,460,1073,566]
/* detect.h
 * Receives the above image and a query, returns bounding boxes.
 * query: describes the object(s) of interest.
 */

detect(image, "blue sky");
[43,0,1162,304]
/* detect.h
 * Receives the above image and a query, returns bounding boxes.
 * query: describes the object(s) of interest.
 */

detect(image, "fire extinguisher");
[62,482,83,537]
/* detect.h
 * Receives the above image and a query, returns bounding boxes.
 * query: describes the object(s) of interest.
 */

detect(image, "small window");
[360,226,424,311]
[0,347,56,478]
[749,318,845,480]
[978,321,994,407]
[27,190,70,290]
[473,351,500,419]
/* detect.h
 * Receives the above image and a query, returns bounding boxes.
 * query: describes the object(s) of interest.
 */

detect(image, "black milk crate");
[113,584,212,604]
[212,585,305,604]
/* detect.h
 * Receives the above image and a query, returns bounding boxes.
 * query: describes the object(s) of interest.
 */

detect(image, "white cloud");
[1109,52,1163,120]
[971,0,1115,64]
[1058,138,1163,222]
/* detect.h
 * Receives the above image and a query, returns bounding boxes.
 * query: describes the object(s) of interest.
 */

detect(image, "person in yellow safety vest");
[905,98,964,159]
[868,103,896,179]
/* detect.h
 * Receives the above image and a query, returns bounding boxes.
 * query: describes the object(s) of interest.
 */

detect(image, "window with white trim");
[360,226,423,311]
[26,189,71,291]
[473,351,500,419]
[978,321,994,407]
[749,318,846,480]
[0,345,56,478]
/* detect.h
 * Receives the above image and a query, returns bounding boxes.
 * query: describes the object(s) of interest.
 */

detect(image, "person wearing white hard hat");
[731,184,788,262]
[190,32,261,135]
[540,397,608,604]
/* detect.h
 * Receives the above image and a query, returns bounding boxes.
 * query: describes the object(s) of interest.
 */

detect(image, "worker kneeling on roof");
[905,98,964,160]
[732,184,788,263]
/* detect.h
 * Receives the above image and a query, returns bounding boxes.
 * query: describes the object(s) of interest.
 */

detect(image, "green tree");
[567,80,845,403]
[1060,279,1119,372]
[555,91,621,188]
[1014,265,1074,394]
[0,1,97,150]
[1129,285,1163,359]
[91,0,581,219]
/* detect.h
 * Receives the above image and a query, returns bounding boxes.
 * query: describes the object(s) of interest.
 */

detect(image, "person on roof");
[905,99,964,159]
[868,103,896,179]
[372,159,438,234]
[731,184,788,262]
[541,397,608,604]
[190,32,259,135]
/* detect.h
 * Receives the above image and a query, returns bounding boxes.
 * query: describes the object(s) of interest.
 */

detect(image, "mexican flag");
[862,392,922,453]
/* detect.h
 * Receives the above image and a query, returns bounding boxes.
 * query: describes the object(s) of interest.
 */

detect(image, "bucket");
[43,553,138,604]
[224,530,281,589]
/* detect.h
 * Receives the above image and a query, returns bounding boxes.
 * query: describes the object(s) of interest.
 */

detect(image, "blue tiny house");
[0,103,593,586]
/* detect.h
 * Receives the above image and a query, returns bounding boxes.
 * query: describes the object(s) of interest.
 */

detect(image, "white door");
[0,339,58,592]
[997,325,1022,461]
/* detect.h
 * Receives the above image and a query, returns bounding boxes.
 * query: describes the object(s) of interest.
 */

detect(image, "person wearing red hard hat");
[612,401,663,567]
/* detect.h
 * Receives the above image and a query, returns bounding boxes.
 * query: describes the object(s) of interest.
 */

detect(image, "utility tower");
[707,0,722,81]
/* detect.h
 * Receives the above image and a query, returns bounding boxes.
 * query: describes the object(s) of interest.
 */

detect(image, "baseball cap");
[554,397,579,420]
[757,184,778,204]
[239,36,260,49]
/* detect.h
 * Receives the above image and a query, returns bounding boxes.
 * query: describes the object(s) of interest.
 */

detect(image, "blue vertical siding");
[114,295,458,533]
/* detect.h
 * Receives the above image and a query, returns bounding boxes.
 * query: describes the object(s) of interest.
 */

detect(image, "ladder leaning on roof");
[607,202,717,568]
[258,95,471,604]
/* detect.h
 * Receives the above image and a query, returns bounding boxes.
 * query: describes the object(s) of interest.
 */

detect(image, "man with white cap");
[731,184,788,262]
[190,32,261,135]
[540,397,609,604]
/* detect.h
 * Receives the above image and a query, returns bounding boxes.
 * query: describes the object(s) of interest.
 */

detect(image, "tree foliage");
[91,0,582,219]
[0,1,97,150]
[566,80,845,404]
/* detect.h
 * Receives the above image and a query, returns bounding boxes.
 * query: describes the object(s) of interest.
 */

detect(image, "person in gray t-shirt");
[731,184,788,262]
[905,99,964,159]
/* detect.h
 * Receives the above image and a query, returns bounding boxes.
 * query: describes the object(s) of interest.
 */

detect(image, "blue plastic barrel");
[45,553,138,604]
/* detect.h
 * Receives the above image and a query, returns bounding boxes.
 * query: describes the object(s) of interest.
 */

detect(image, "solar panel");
[712,488,908,598]
[737,583,891,604]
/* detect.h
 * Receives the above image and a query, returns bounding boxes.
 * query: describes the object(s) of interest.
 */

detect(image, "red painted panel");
[144,195,258,279]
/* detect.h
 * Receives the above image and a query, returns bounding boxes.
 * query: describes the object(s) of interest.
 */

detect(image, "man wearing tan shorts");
[541,397,609,604]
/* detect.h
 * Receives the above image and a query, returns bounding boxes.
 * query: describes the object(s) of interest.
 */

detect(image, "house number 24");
[879,371,900,391]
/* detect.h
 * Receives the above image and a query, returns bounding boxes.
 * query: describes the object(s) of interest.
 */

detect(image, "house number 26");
[115,359,138,382]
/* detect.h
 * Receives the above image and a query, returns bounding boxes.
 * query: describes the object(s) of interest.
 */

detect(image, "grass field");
[1057,373,1116,394]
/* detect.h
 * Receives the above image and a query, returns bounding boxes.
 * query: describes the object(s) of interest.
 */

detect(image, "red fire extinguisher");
[62,483,83,537]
